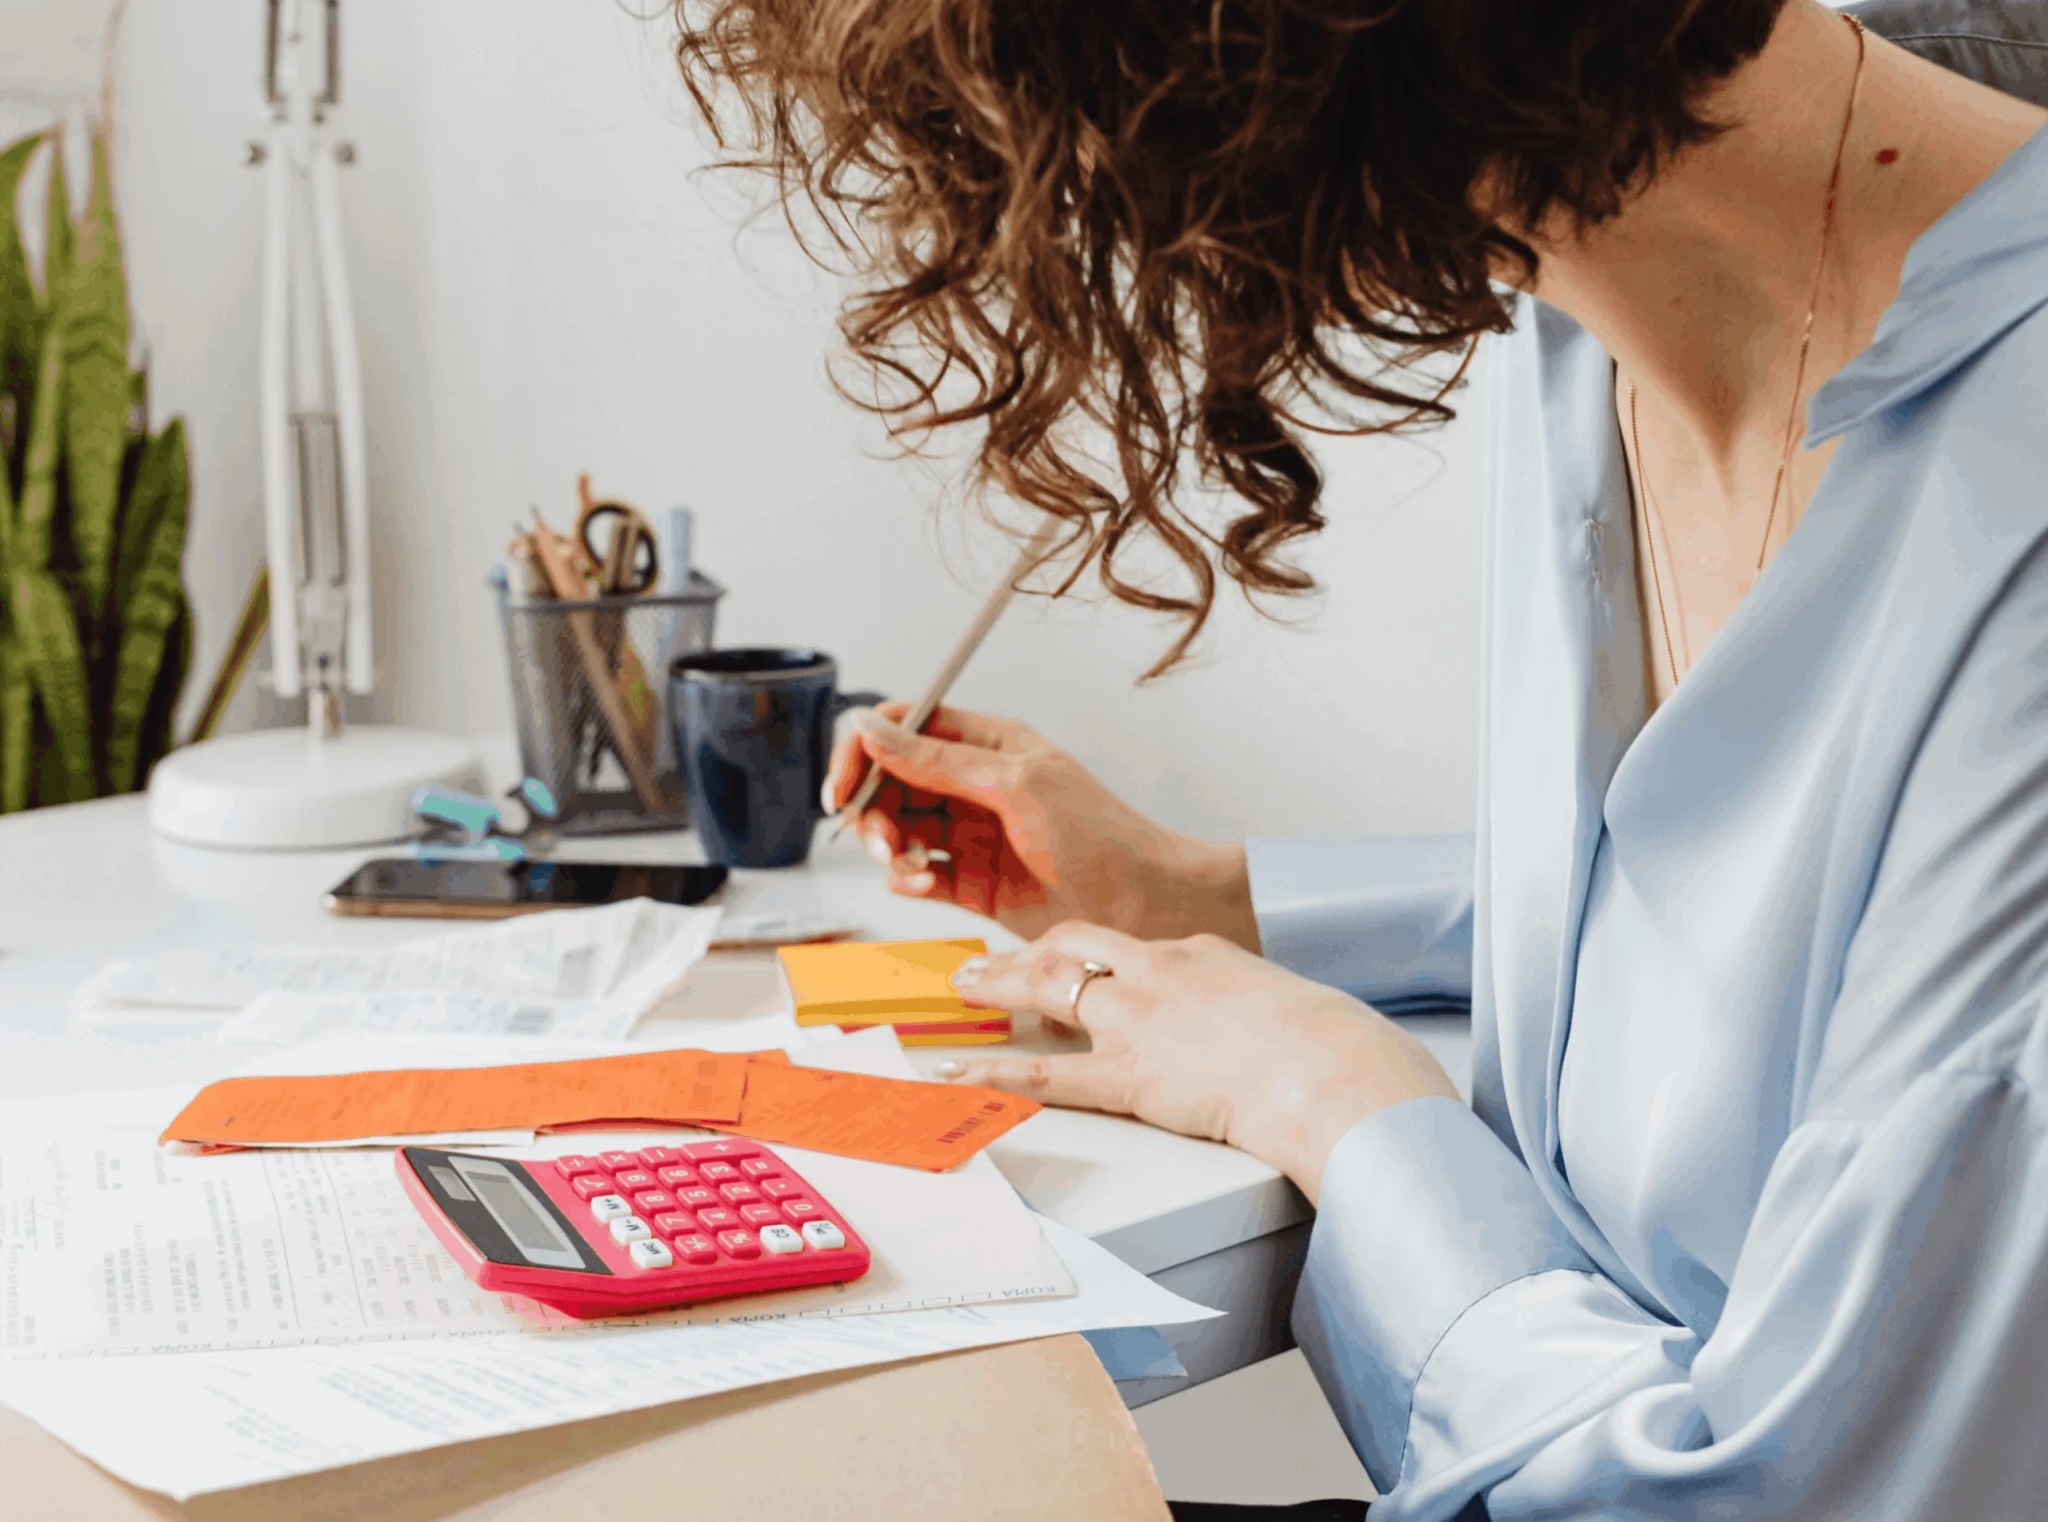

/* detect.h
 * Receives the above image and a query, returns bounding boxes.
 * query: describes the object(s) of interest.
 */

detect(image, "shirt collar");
[1806,119,2048,444]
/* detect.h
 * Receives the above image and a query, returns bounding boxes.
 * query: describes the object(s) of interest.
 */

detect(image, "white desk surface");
[0,793,1471,1278]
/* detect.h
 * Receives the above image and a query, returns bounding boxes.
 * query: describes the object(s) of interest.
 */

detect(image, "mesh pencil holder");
[493,568,724,835]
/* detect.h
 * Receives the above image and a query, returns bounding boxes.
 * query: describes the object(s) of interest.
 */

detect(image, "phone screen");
[326,859,728,914]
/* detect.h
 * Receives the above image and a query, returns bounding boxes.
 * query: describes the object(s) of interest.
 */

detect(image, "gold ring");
[1067,960,1114,1021]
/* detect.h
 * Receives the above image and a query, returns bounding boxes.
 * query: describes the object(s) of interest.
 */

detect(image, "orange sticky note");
[697,1056,1039,1171]
[159,1049,750,1148]
[777,938,1011,1040]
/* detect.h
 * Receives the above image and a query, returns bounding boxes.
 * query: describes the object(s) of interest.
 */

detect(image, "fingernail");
[901,871,936,895]
[933,1061,965,1080]
[925,848,952,863]
[900,840,929,871]
[950,955,988,989]
[819,778,837,814]
[865,828,893,866]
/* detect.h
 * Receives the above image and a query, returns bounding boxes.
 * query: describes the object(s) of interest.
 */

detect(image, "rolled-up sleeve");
[1245,833,1473,1011]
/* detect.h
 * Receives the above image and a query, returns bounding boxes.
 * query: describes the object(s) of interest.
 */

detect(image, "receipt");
[74,899,721,1042]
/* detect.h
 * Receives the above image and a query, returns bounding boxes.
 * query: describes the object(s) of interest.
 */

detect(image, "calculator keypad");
[516,1139,861,1304]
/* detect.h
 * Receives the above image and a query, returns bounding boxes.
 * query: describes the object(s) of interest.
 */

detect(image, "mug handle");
[817,689,888,819]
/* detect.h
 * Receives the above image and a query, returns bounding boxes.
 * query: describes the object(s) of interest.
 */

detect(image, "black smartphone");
[324,858,729,920]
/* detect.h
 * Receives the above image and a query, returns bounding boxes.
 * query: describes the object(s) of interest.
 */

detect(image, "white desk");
[0,793,1471,1400]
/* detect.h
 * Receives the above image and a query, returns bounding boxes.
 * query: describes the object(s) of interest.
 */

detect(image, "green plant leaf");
[136,590,189,784]
[0,633,26,813]
[107,419,187,793]
[16,315,61,573]
[0,134,43,496]
[11,567,92,801]
[41,134,70,307]
[59,131,128,624]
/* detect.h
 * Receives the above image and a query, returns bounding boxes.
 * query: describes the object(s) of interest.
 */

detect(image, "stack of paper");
[72,898,720,1043]
[778,937,1011,1044]
[0,1029,1217,1501]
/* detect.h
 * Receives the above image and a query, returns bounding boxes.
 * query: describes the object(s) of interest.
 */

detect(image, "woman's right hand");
[822,703,1259,949]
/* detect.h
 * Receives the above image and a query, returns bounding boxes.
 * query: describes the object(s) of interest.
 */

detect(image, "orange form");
[697,1057,1041,1171]
[159,1049,750,1147]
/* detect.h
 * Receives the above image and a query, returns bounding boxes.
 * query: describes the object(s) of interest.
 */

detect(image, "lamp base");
[148,726,483,851]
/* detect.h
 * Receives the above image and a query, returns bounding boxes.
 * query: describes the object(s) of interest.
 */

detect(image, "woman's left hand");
[939,922,1459,1203]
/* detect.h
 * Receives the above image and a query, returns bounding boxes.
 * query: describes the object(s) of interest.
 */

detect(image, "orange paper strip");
[160,1049,750,1147]
[698,1057,1040,1171]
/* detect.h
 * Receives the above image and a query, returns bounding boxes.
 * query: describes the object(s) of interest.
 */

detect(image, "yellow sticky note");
[776,938,1010,1037]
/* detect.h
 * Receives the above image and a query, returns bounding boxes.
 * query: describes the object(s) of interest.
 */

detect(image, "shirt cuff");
[1292,1095,1595,1489]
[1245,834,1473,1007]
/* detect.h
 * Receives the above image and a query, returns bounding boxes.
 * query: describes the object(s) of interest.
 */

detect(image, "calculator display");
[454,1158,583,1269]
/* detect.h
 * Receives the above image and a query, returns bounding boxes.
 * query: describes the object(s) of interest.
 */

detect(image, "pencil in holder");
[492,568,724,835]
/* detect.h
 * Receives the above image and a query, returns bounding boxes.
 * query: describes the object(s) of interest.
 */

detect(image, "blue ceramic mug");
[669,648,883,868]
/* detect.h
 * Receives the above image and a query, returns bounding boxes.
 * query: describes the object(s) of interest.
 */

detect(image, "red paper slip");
[696,1057,1040,1171]
[160,1049,750,1147]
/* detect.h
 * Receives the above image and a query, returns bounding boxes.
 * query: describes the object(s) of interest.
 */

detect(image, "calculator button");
[759,1224,803,1255]
[740,1203,782,1227]
[686,1140,761,1161]
[718,1182,761,1205]
[674,1234,718,1264]
[635,1146,682,1168]
[694,1207,739,1231]
[609,1216,653,1244]
[698,1161,741,1184]
[677,1186,719,1209]
[599,1151,640,1171]
[613,1169,656,1192]
[571,1175,614,1200]
[589,1194,632,1223]
[633,1190,678,1214]
[553,1155,601,1179]
[779,1199,821,1221]
[739,1158,780,1179]
[800,1221,847,1251]
[716,1229,761,1258]
[759,1178,801,1200]
[628,1238,674,1270]
[656,1165,700,1189]
[653,1212,699,1237]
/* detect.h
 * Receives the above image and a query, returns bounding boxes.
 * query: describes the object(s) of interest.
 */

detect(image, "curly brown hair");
[673,0,1786,671]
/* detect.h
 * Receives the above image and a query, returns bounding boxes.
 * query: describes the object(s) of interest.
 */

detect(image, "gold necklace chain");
[1627,12,1867,689]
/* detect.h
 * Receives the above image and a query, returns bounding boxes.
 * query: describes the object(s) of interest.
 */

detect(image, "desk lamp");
[149,0,479,849]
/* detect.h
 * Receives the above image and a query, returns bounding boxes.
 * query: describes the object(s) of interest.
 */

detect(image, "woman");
[678,0,2048,1516]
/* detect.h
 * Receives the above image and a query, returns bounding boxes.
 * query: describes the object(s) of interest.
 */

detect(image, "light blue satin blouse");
[1245,109,2048,1521]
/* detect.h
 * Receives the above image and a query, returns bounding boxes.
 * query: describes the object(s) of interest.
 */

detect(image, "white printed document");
[72,898,721,1042]
[0,1216,1216,1499]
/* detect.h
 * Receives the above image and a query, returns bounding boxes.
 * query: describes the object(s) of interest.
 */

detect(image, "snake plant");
[0,127,190,811]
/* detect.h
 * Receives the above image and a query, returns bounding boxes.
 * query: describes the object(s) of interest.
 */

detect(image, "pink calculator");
[396,1139,871,1319]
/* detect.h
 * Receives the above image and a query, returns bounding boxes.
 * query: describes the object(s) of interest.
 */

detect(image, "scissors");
[574,476,659,597]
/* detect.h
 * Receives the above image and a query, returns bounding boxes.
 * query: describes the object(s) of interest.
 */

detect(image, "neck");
[1525,0,2042,486]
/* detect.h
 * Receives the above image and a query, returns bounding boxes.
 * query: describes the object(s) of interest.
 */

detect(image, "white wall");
[23,0,1484,842]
